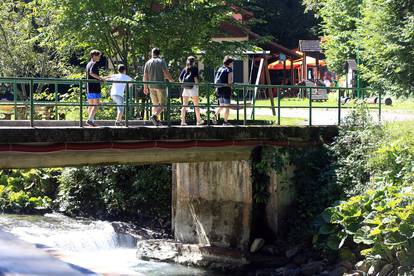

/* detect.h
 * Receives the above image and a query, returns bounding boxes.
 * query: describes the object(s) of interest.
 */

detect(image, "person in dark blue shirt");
[85,50,105,127]
[213,56,233,125]
[179,56,202,126]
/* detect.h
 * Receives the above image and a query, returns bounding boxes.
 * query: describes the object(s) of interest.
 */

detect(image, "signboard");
[299,40,321,52]
[279,53,286,62]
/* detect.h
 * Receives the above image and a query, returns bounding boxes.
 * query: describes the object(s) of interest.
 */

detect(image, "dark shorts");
[216,87,231,106]
[87,92,102,100]
[218,97,231,106]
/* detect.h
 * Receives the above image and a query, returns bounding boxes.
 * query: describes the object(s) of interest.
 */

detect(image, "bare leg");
[192,96,201,123]
[116,110,123,122]
[181,97,189,124]
[88,99,99,121]
[224,106,230,122]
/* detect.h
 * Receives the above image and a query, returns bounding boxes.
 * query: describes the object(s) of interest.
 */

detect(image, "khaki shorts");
[149,88,166,107]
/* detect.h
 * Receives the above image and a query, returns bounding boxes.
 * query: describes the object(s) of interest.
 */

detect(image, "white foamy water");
[0,213,216,276]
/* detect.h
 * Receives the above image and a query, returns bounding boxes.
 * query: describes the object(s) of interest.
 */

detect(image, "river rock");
[356,261,369,273]
[329,265,347,276]
[345,271,366,276]
[378,264,393,276]
[260,244,278,255]
[301,261,324,276]
[337,261,353,271]
[136,239,178,262]
[250,238,265,253]
[286,246,300,259]
[368,261,385,276]
[136,239,249,271]
[293,252,310,265]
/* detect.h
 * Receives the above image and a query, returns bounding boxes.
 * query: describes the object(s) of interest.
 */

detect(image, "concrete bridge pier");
[173,160,253,251]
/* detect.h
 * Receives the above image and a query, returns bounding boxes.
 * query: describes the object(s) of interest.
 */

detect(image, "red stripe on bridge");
[0,140,322,153]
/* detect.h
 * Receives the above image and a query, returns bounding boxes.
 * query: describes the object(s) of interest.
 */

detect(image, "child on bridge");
[105,64,133,126]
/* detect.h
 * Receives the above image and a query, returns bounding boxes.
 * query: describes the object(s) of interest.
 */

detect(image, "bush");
[0,169,58,213]
[58,165,172,220]
[315,120,414,272]
[330,103,384,196]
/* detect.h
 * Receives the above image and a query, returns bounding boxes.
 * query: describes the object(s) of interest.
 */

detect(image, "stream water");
[0,213,221,275]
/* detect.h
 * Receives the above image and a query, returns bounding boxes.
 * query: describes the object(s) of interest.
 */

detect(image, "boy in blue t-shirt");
[213,56,234,125]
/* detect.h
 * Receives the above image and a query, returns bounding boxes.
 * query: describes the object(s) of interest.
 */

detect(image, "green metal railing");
[0,77,382,127]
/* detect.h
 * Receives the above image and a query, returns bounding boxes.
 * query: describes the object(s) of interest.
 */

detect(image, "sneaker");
[223,121,231,126]
[150,115,158,126]
[86,120,97,127]
[114,121,124,126]
[181,121,188,126]
[196,120,204,126]
[156,120,163,126]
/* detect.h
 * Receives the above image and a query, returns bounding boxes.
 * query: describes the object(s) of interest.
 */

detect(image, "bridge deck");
[0,125,338,168]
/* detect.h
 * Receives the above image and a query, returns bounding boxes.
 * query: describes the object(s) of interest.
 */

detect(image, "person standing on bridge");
[143,48,174,126]
[105,64,133,126]
[85,50,106,127]
[213,56,234,126]
[179,56,203,126]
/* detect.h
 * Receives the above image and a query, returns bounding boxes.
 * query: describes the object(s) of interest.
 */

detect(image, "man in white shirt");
[106,64,133,126]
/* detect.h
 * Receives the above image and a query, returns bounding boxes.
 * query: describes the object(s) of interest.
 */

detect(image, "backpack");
[182,70,194,89]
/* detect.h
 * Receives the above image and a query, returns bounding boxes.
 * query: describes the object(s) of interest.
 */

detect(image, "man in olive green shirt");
[143,48,174,126]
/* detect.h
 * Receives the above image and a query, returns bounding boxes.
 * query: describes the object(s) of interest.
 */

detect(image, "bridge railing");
[0,77,382,127]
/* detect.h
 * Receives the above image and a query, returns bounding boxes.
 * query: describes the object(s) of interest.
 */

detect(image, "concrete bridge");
[0,125,338,267]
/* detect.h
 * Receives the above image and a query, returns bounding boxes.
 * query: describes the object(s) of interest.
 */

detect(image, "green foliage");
[42,0,251,74]
[303,0,414,96]
[58,165,172,220]
[315,120,414,271]
[359,0,414,96]
[331,103,384,196]
[289,146,338,221]
[0,1,72,78]
[241,0,319,48]
[0,169,58,212]
[251,146,289,204]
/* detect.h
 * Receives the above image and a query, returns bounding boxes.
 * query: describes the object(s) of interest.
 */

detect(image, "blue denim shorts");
[87,92,102,100]
[111,95,125,113]
[218,97,231,106]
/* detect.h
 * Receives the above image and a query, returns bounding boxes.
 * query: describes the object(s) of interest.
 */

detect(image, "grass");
[254,92,414,113]
[227,114,306,125]
[383,120,414,138]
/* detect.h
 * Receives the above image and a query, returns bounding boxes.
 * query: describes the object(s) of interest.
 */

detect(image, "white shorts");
[182,86,199,97]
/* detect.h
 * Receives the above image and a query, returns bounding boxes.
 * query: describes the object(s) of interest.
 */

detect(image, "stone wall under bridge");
[171,154,296,252]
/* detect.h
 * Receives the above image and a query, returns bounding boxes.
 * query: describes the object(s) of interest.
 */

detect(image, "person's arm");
[143,63,149,95]
[163,69,174,82]
[194,68,199,84]
[228,71,233,86]
[89,64,105,81]
[89,72,105,81]
[162,60,174,82]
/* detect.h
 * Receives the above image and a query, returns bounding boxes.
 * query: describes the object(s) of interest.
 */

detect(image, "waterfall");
[0,213,136,252]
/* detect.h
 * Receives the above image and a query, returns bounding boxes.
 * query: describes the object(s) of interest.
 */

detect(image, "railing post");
[252,85,256,121]
[30,79,34,127]
[236,86,240,123]
[13,82,17,120]
[79,80,83,127]
[166,83,171,127]
[277,87,281,125]
[125,82,129,127]
[54,83,59,120]
[243,86,247,125]
[338,89,342,125]
[207,86,211,126]
[308,87,312,126]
